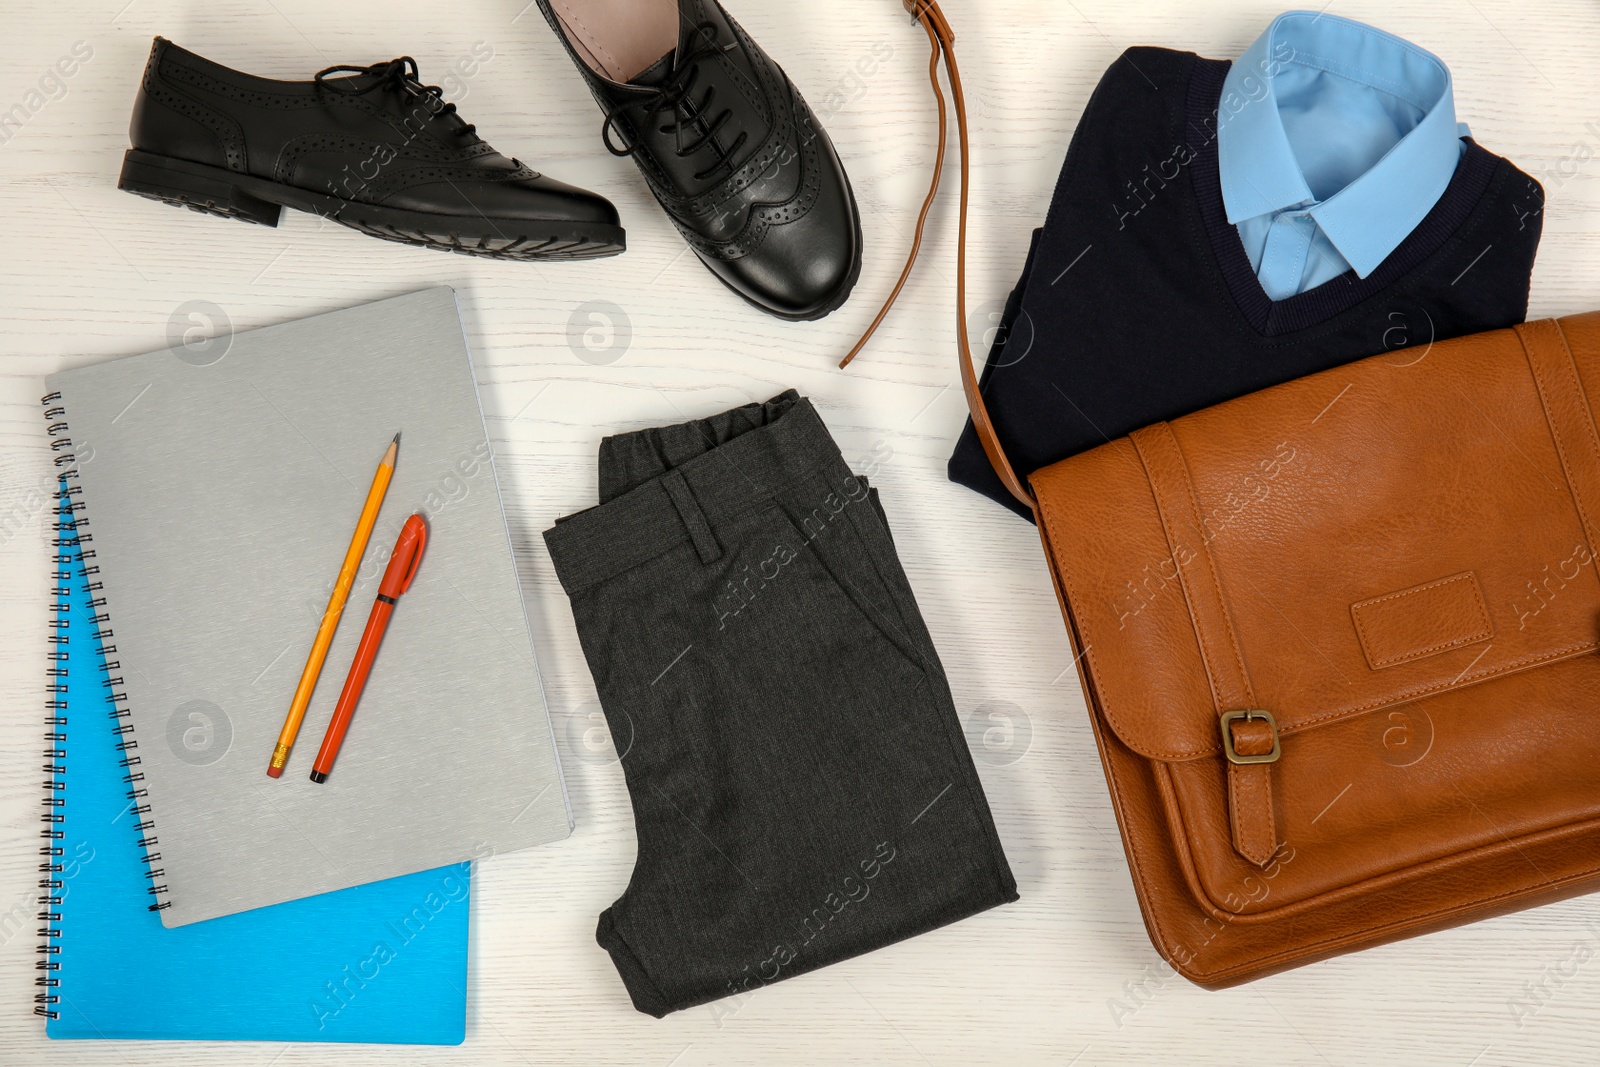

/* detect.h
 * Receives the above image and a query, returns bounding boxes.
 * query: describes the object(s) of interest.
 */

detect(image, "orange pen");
[309,513,428,784]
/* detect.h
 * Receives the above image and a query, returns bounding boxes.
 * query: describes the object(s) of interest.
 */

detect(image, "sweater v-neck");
[1185,56,1503,339]
[948,45,1540,521]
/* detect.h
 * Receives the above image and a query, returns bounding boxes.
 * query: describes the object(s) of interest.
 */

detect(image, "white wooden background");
[2,1,1599,1063]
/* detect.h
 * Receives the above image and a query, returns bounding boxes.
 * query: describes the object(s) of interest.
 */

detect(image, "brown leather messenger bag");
[850,0,1600,986]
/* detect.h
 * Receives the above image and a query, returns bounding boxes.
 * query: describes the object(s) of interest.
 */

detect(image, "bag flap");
[1033,314,1600,763]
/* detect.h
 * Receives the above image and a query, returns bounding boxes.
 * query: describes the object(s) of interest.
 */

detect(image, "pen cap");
[377,514,428,598]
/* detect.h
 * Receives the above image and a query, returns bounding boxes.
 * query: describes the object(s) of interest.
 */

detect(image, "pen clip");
[399,516,428,594]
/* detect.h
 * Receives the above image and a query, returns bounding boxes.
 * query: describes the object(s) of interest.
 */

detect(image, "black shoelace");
[601,22,748,184]
[314,56,477,139]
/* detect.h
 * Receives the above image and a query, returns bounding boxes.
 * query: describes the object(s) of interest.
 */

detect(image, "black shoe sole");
[697,180,865,322]
[117,149,626,262]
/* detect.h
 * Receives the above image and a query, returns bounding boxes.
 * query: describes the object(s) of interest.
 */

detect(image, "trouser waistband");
[544,390,851,594]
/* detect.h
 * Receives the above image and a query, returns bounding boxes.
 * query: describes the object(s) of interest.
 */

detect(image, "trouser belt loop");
[661,468,723,565]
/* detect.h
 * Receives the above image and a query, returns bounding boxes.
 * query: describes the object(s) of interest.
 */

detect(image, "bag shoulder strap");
[841,1,1036,513]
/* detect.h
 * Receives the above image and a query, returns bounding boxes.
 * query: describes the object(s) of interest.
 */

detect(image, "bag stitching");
[1128,428,1233,713]
[1039,460,1600,758]
[1226,762,1274,867]
[1153,424,1257,706]
[1125,420,1276,860]
[1548,318,1600,551]
[1148,759,1600,982]
[1519,319,1600,566]
[1350,571,1492,669]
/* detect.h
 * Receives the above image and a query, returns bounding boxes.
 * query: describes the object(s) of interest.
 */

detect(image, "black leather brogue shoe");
[535,0,862,319]
[118,37,624,260]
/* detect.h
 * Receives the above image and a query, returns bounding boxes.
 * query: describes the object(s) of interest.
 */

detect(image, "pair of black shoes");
[118,0,859,321]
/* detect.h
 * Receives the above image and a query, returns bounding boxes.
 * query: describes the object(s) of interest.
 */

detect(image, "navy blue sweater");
[950,47,1544,519]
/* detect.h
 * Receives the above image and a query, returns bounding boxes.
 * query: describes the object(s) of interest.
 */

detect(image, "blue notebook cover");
[41,482,470,1043]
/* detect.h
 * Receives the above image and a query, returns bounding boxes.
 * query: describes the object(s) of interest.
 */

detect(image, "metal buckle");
[1220,709,1281,765]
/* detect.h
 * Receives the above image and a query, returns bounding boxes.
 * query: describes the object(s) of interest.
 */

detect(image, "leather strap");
[861,1,1273,864]
[842,0,1036,512]
[838,2,952,370]
[1129,423,1276,868]
[1517,318,1600,579]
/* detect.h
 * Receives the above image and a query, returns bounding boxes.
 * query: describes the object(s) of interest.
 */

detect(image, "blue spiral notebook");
[40,482,470,1043]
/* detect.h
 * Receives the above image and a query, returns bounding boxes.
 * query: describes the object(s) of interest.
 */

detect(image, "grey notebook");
[46,287,570,926]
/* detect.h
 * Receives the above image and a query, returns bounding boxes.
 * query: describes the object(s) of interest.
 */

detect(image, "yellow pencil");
[267,433,399,778]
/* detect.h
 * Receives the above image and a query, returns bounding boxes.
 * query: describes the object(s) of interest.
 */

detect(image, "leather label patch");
[1351,572,1493,670]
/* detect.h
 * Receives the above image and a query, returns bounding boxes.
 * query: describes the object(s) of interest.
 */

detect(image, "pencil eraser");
[266,765,282,779]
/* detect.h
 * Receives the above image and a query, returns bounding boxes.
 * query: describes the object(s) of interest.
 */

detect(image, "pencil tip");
[392,432,401,446]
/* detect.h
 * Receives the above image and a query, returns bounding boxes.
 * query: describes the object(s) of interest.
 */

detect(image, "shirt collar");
[1216,11,1464,278]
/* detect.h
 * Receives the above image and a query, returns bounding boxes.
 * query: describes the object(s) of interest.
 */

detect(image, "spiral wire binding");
[37,393,170,1017]
[37,472,67,1019]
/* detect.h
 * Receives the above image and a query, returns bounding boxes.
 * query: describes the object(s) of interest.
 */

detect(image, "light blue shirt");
[1217,12,1469,300]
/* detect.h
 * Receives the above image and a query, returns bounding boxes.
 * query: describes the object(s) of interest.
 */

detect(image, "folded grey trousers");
[544,390,1018,1017]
